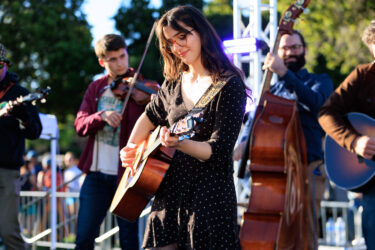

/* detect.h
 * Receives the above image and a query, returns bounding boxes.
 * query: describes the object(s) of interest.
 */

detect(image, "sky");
[82,0,161,45]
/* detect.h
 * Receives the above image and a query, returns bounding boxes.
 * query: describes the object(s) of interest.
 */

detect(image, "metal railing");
[319,200,366,249]
[19,191,149,249]
[17,183,367,249]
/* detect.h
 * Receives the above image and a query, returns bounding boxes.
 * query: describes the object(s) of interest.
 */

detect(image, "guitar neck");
[141,137,162,162]
[0,88,50,118]
[0,108,7,117]
[139,114,199,162]
[259,32,282,98]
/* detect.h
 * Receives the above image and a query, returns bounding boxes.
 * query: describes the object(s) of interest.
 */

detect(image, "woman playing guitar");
[120,5,247,250]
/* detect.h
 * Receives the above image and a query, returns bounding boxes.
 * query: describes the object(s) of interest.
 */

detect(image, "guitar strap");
[0,81,14,100]
[186,77,229,115]
[167,77,230,140]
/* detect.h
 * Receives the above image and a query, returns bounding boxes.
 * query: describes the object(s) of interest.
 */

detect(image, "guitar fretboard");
[141,137,162,162]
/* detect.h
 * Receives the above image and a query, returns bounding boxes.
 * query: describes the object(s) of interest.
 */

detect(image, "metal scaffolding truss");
[232,0,278,211]
[232,0,278,101]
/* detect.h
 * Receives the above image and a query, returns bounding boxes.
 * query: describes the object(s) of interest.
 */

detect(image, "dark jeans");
[75,172,139,250]
[0,168,26,250]
[362,185,375,250]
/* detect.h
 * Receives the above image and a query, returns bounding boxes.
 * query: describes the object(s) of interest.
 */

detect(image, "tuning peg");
[41,98,46,103]
[178,134,192,141]
[32,100,37,105]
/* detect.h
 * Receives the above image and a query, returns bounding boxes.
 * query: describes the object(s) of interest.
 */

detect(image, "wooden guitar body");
[110,110,203,221]
[325,112,375,192]
[238,0,311,248]
[240,92,308,249]
[110,126,175,221]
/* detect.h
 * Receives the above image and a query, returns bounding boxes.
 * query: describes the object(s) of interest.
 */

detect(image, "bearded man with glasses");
[262,30,334,249]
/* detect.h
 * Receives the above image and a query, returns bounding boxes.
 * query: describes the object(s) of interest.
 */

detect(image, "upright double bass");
[239,1,310,249]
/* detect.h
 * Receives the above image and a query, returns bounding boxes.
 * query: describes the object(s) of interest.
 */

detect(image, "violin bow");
[120,20,158,116]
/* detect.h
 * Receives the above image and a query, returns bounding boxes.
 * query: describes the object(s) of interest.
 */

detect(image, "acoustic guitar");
[110,111,203,221]
[325,112,375,192]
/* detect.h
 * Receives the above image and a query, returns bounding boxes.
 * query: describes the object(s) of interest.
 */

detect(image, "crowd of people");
[1,3,375,250]
[19,151,83,193]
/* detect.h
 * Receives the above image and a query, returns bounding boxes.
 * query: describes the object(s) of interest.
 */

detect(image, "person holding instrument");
[318,20,375,250]
[120,5,247,250]
[74,34,159,250]
[262,30,333,248]
[0,42,42,250]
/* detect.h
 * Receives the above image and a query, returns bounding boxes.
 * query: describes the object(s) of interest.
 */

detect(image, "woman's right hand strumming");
[120,144,138,174]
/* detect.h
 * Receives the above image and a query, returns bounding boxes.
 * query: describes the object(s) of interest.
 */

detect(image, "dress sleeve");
[206,77,247,162]
[145,80,170,127]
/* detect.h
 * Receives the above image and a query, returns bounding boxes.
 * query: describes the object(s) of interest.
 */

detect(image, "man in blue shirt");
[263,30,333,249]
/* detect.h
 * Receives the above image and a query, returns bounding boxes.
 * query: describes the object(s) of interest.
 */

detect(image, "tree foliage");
[114,0,163,83]
[0,0,101,122]
[277,0,375,86]
[113,0,204,85]
[4,0,374,153]
[204,0,233,40]
[160,0,204,13]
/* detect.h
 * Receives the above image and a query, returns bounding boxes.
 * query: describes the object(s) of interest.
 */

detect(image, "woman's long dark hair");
[156,5,244,83]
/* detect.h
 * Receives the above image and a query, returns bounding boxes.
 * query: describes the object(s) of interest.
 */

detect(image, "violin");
[116,21,158,116]
[110,76,159,105]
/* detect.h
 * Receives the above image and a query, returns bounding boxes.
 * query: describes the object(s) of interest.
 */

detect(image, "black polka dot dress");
[143,76,247,249]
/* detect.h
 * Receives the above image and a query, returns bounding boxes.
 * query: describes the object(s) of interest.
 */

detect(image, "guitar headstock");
[0,87,51,118]
[22,86,51,106]
[278,0,310,36]
[169,111,203,141]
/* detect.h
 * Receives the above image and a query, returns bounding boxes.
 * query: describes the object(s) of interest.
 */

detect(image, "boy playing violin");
[74,34,159,250]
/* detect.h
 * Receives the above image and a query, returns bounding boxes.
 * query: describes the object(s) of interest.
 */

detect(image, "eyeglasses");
[165,29,194,50]
[279,44,303,52]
